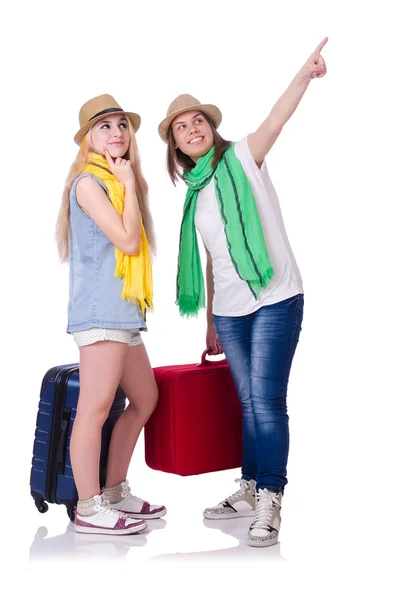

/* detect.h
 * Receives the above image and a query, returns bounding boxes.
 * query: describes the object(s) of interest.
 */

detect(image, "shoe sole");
[203,510,255,520]
[123,508,167,519]
[247,537,278,548]
[74,521,148,535]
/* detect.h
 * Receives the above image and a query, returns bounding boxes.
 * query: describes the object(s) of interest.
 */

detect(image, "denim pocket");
[278,294,304,330]
[281,293,303,307]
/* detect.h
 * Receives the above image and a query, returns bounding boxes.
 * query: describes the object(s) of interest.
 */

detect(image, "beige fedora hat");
[158,94,222,142]
[74,94,141,145]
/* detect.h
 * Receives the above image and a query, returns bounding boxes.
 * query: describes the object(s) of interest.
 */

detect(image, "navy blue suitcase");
[30,364,126,521]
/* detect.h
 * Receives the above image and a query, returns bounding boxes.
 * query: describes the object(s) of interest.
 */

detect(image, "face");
[171,111,214,160]
[90,114,130,158]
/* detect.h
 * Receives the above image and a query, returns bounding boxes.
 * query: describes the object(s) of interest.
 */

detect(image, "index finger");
[103,147,114,165]
[313,36,328,56]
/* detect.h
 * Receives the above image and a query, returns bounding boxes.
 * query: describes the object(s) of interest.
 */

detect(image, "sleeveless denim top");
[67,173,147,333]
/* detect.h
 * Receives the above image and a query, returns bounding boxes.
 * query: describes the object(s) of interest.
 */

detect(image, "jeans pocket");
[283,294,304,329]
[283,293,302,307]
[295,295,304,328]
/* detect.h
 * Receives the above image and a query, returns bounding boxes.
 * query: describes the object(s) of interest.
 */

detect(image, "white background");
[1,0,396,596]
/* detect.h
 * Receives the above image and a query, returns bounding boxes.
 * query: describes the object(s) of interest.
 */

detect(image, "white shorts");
[72,328,143,348]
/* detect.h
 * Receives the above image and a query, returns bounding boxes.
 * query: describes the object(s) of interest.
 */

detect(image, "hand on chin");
[105,145,126,159]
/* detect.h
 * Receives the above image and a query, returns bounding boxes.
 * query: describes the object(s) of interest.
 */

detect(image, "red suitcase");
[144,351,242,476]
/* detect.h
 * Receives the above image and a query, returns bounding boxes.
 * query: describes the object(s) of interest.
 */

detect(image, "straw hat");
[158,94,222,142]
[74,94,141,145]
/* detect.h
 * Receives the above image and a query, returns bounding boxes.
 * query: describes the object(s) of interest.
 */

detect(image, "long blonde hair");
[56,120,156,263]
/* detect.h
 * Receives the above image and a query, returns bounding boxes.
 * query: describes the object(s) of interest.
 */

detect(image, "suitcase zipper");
[45,365,79,504]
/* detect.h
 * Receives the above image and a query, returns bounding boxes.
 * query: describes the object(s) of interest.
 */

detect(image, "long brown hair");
[56,120,156,263]
[166,112,231,185]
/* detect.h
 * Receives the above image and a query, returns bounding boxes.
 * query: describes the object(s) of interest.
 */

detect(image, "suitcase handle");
[56,407,71,474]
[200,349,227,366]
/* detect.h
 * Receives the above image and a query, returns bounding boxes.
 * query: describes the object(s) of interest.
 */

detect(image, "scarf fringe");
[261,266,275,287]
[176,295,206,318]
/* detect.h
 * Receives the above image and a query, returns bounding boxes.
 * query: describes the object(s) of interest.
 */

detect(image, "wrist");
[296,69,312,84]
[124,179,135,192]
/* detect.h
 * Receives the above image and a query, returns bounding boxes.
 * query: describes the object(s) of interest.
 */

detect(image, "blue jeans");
[213,294,304,493]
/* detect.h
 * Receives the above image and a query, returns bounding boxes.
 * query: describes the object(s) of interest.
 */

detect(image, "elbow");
[118,235,140,256]
[123,241,140,256]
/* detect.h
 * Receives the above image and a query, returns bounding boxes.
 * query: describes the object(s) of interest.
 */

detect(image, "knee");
[251,395,288,421]
[144,388,159,420]
[128,388,159,423]
[76,393,115,426]
[239,394,253,415]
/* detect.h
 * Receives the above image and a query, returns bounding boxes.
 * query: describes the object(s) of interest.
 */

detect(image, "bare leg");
[105,342,158,488]
[70,341,129,500]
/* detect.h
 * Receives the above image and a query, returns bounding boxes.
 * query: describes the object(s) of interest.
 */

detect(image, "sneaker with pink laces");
[103,480,167,519]
[74,494,147,536]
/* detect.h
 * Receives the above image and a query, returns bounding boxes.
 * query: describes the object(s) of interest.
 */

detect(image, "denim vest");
[67,173,147,333]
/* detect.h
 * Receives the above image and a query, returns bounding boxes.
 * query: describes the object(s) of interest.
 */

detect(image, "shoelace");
[252,490,279,528]
[96,497,126,520]
[124,481,145,504]
[222,478,250,504]
[127,492,146,504]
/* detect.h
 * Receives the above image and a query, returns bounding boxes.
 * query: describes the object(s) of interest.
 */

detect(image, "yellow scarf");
[83,152,153,315]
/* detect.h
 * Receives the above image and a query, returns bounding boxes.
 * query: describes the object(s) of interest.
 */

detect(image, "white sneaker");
[74,495,147,536]
[247,488,282,547]
[104,480,167,519]
[203,479,256,520]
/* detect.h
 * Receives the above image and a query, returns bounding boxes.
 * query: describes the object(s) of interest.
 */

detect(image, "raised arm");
[248,37,328,164]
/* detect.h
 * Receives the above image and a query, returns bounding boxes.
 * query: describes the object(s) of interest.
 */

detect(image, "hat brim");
[158,104,222,143]
[74,111,141,145]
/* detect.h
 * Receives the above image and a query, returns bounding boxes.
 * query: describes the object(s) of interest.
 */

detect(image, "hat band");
[88,107,124,122]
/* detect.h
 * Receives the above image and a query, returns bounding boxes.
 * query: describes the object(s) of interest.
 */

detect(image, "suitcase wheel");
[35,500,48,514]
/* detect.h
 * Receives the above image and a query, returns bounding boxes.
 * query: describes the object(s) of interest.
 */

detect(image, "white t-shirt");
[194,136,303,317]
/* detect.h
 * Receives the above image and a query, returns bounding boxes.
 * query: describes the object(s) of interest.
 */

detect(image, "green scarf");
[176,143,274,317]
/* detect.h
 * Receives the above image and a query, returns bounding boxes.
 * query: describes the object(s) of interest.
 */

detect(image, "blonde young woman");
[56,94,166,535]
[159,39,327,547]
